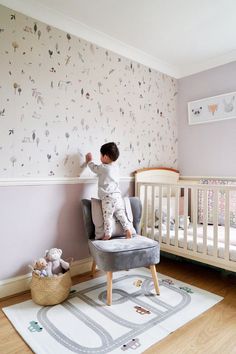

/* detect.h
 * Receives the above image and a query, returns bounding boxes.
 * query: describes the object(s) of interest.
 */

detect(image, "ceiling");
[1,0,236,78]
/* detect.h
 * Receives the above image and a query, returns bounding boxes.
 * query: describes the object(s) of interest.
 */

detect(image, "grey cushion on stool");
[81,197,160,305]
[89,236,159,272]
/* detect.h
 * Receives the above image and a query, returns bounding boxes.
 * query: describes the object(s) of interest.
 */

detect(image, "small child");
[86,142,133,240]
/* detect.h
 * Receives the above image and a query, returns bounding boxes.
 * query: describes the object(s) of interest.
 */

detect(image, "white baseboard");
[0,257,93,299]
[70,257,93,277]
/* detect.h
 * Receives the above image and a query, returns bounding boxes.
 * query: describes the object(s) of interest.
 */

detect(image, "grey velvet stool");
[81,197,160,305]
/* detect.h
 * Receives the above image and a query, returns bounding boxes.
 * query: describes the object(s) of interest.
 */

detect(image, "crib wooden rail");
[136,181,236,272]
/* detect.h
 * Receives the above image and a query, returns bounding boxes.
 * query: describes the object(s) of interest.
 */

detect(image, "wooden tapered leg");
[107,271,113,306]
[91,260,96,277]
[150,265,160,295]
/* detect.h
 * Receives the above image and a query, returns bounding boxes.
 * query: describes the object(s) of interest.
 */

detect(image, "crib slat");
[138,183,145,234]
[213,189,219,258]
[175,186,179,247]
[151,185,155,240]
[136,182,140,199]
[166,185,171,245]
[224,190,230,261]
[203,189,208,255]
[192,187,197,252]
[143,185,148,237]
[183,187,188,250]
[158,185,163,244]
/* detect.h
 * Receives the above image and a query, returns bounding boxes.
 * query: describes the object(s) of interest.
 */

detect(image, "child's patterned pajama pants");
[101,193,130,237]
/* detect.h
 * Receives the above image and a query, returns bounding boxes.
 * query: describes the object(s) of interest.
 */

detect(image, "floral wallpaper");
[0,5,178,178]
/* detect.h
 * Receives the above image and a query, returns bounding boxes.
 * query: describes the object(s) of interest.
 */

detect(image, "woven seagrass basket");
[30,270,72,306]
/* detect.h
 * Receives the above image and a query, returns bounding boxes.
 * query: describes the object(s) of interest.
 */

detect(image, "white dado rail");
[0,176,134,186]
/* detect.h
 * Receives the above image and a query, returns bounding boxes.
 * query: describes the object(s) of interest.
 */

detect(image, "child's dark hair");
[100,142,119,161]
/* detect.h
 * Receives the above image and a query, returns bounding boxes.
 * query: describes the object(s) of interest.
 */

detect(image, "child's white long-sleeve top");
[87,161,121,199]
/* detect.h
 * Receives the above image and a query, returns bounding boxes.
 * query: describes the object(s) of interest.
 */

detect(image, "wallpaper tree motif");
[0,5,178,178]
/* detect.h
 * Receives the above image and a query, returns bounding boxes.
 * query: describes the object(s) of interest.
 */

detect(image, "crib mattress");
[146,224,236,262]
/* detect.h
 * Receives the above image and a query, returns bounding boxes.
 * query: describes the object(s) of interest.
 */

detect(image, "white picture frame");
[188,91,236,125]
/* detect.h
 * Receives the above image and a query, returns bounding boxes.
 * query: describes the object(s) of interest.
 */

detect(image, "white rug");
[3,268,222,354]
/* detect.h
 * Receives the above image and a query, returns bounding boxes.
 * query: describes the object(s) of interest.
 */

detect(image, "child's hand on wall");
[85,152,92,163]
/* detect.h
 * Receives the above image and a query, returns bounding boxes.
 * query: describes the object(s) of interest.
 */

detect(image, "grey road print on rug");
[37,275,190,353]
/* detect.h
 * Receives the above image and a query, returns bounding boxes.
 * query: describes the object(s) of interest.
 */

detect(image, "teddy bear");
[45,248,70,276]
[30,257,48,277]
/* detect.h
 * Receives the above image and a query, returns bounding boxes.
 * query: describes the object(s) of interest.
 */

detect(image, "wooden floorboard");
[0,258,236,354]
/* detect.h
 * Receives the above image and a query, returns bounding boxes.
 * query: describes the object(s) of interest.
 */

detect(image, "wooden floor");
[1,257,236,354]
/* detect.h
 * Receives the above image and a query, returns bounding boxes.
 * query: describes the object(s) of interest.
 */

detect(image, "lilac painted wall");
[178,61,236,177]
[0,180,134,280]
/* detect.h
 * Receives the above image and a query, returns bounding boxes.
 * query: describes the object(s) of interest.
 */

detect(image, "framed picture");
[188,91,236,125]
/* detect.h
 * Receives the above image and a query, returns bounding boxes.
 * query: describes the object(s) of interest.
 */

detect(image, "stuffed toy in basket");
[30,248,72,306]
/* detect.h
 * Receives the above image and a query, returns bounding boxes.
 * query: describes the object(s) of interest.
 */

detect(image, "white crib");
[135,168,236,272]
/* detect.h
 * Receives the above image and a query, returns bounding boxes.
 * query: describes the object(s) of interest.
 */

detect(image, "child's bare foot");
[102,234,111,240]
[125,229,132,239]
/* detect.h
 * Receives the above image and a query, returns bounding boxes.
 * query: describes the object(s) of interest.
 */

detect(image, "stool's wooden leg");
[107,271,113,306]
[150,265,160,295]
[91,260,96,277]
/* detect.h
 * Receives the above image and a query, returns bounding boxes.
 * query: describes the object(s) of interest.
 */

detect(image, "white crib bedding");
[146,224,236,262]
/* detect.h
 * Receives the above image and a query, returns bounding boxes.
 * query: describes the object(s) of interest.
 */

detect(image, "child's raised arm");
[85,153,101,174]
